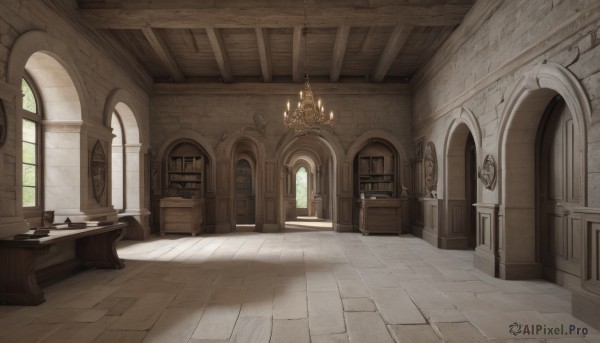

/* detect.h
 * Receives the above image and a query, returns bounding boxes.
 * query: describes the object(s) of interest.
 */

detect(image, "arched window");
[21,76,42,210]
[296,166,308,209]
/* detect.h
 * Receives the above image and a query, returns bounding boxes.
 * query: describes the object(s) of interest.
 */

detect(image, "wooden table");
[0,223,127,305]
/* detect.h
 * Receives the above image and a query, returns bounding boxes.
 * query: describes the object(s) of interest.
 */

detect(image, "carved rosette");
[478,154,497,190]
[91,140,107,202]
[424,141,437,196]
[0,100,6,148]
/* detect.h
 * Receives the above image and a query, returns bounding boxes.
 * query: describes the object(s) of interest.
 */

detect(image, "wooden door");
[235,159,255,224]
[465,134,477,249]
[540,97,581,277]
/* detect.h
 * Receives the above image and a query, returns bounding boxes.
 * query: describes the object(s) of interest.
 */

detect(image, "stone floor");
[1,220,599,342]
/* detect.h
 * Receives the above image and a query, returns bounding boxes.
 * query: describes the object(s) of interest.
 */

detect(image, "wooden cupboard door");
[541,98,581,277]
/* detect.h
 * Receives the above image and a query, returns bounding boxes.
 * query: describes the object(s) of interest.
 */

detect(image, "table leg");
[77,228,125,269]
[0,246,49,305]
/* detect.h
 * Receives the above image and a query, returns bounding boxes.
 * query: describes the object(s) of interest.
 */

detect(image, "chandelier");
[283,0,334,135]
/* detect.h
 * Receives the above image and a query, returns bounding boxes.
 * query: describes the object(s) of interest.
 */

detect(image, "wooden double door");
[539,96,582,279]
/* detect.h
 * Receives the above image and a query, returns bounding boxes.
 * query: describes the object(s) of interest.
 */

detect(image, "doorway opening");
[537,95,581,284]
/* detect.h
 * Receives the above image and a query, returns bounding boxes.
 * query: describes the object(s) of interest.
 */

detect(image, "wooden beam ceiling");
[141,28,185,82]
[329,26,350,83]
[79,5,472,29]
[205,27,233,82]
[372,25,413,83]
[255,27,272,82]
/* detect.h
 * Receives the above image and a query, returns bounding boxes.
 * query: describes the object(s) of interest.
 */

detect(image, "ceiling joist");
[205,27,233,83]
[372,25,413,83]
[292,26,305,83]
[255,27,272,83]
[79,5,471,29]
[141,27,185,82]
[330,25,350,83]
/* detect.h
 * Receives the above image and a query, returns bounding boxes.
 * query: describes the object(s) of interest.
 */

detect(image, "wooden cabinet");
[358,199,402,235]
[159,198,204,236]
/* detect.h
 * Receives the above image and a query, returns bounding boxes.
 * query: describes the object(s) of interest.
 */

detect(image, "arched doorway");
[444,121,478,250]
[235,158,255,226]
[295,166,308,216]
[498,63,589,281]
[538,95,581,282]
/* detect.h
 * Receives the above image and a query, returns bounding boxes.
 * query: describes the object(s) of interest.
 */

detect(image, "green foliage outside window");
[22,79,37,113]
[296,167,307,209]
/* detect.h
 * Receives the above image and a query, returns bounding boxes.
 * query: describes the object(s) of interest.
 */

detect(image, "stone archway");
[6,31,105,225]
[497,63,590,280]
[442,107,483,249]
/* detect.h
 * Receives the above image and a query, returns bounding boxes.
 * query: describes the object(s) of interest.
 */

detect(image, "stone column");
[121,143,150,239]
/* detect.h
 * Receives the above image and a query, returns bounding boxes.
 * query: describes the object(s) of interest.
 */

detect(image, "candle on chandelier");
[287,101,290,111]
[300,91,303,99]
[318,99,321,108]
[330,111,333,120]
[284,111,287,118]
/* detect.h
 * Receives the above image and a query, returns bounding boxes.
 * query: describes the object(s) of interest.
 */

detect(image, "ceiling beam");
[372,25,412,83]
[205,27,233,83]
[141,27,185,82]
[183,29,199,53]
[359,27,377,54]
[292,26,305,83]
[329,25,350,83]
[255,27,272,82]
[79,5,472,29]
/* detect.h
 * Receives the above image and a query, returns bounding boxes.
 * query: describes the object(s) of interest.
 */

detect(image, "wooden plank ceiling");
[77,0,475,84]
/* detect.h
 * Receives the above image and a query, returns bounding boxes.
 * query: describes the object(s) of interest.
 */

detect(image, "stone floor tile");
[307,291,345,335]
[271,319,310,343]
[110,292,175,331]
[406,289,456,313]
[388,324,442,343]
[276,275,307,291]
[168,288,211,308]
[342,298,376,312]
[240,287,274,317]
[229,316,272,343]
[93,330,146,343]
[143,308,204,343]
[427,309,467,323]
[311,333,350,343]
[94,297,138,316]
[273,290,307,319]
[434,322,488,343]
[476,293,537,312]
[345,311,394,343]
[462,309,520,339]
[338,279,369,298]
[369,288,426,324]
[190,303,241,340]
[72,309,108,323]
[307,272,339,292]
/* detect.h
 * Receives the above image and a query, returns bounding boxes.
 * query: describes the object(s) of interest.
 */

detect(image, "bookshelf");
[358,153,396,198]
[166,142,204,197]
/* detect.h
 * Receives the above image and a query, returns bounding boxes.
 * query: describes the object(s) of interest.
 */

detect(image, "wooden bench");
[0,223,127,305]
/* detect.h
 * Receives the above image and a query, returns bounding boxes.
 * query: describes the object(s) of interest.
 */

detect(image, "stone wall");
[150,88,413,232]
[0,0,151,237]
[411,0,600,329]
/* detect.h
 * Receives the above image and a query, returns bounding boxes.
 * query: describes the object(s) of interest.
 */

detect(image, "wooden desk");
[0,223,126,305]
[160,197,204,236]
[358,198,402,235]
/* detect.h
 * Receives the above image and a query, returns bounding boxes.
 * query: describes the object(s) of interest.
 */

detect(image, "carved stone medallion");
[478,154,497,190]
[0,100,6,148]
[424,142,437,196]
[91,140,107,202]
[254,112,267,135]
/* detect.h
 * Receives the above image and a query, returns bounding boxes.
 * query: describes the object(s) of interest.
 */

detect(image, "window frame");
[21,74,44,216]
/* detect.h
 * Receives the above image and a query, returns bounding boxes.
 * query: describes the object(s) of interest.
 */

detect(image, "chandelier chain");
[282,0,334,135]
